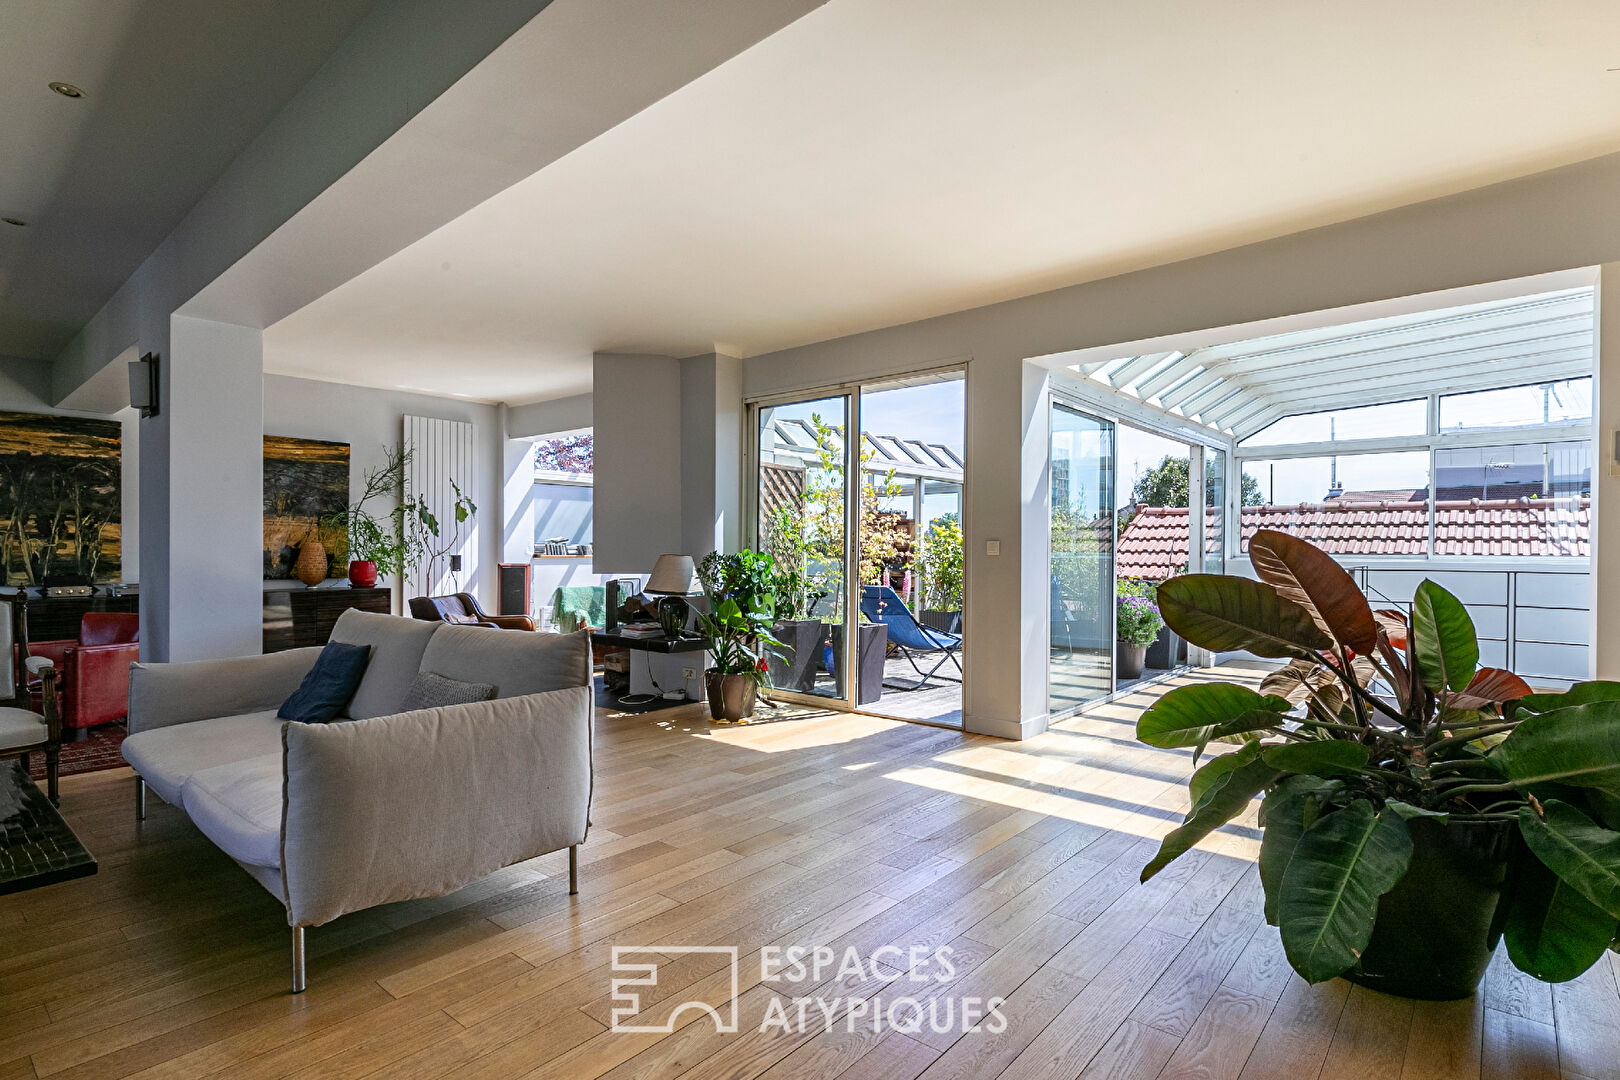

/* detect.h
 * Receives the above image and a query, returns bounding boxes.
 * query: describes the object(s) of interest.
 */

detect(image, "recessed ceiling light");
[1,218,25,228]
[48,81,84,99]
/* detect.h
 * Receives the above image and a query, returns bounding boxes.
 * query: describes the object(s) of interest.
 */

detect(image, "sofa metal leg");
[291,927,306,994]
[569,845,578,895]
[135,776,146,821]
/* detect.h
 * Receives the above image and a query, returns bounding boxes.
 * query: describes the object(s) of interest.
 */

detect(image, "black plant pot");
[830,623,888,705]
[1145,626,1183,670]
[1117,642,1147,681]
[768,619,824,693]
[1345,817,1518,1000]
[920,609,962,635]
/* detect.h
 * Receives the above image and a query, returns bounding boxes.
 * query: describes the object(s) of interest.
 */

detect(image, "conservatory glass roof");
[1068,286,1594,439]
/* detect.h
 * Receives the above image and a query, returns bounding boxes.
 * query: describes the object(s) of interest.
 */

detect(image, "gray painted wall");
[591,354,683,573]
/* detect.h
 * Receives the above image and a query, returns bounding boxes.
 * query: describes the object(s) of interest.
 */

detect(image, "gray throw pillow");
[398,671,496,712]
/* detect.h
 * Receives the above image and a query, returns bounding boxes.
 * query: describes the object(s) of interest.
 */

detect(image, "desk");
[591,631,709,699]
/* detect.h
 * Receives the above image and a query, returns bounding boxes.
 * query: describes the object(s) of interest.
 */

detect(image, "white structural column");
[592,353,682,573]
[1012,361,1054,739]
[1593,265,1620,678]
[680,353,743,562]
[142,316,264,662]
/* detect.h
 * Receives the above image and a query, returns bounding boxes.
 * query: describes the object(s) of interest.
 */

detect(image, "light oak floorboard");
[0,667,1611,1078]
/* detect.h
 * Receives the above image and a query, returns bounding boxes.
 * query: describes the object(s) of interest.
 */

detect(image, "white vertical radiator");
[403,415,477,600]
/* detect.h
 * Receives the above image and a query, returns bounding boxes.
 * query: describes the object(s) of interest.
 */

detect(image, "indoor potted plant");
[695,550,783,722]
[326,444,413,588]
[1140,528,1620,999]
[1116,588,1165,680]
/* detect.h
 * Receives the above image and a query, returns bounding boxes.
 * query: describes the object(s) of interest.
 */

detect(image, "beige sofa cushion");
[121,710,285,805]
[417,625,589,699]
[181,754,284,869]
[328,609,440,719]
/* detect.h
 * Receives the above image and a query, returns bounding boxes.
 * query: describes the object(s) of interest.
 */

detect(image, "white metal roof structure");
[761,418,964,483]
[1068,286,1594,440]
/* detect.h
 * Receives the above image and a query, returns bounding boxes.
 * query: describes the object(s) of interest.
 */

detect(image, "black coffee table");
[0,759,96,894]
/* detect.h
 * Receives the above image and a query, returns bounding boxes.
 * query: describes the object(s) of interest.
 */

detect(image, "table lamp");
[644,554,695,639]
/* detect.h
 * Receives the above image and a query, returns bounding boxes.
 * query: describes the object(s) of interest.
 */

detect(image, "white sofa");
[120,609,593,992]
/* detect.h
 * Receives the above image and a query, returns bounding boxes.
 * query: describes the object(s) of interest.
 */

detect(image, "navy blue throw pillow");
[278,641,373,723]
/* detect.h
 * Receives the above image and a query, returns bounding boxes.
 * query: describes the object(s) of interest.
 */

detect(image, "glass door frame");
[744,363,969,722]
[1048,378,1232,719]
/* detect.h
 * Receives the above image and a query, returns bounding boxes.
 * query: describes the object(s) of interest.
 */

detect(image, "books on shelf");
[615,622,664,639]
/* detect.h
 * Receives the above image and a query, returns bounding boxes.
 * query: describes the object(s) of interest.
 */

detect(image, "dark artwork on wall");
[263,436,350,580]
[0,411,121,585]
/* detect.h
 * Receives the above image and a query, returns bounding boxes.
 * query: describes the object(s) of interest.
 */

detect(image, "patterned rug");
[27,721,128,781]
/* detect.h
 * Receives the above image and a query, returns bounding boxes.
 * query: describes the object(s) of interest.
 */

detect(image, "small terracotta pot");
[294,539,327,587]
[705,670,757,722]
[347,560,378,588]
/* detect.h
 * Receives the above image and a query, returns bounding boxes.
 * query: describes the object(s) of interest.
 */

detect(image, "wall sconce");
[128,353,159,418]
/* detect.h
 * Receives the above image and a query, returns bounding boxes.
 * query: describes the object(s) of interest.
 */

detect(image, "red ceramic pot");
[347,560,378,588]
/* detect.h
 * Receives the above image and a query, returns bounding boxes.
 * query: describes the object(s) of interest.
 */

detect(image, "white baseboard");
[965,712,1048,741]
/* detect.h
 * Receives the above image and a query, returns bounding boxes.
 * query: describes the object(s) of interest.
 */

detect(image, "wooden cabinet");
[263,588,392,652]
[17,593,139,645]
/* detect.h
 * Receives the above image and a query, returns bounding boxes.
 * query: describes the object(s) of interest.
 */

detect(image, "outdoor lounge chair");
[859,585,962,687]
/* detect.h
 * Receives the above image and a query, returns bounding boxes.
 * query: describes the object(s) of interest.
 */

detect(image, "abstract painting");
[0,411,122,585]
[264,436,350,580]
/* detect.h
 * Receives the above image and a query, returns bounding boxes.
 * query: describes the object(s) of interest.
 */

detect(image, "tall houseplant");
[1141,529,1620,998]
[695,550,783,721]
[327,444,414,588]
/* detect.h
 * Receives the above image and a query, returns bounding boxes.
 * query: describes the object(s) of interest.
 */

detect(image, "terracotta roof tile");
[1115,498,1588,578]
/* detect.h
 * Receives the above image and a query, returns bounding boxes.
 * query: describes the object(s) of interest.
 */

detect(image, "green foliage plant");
[1141,527,1620,986]
[695,550,785,687]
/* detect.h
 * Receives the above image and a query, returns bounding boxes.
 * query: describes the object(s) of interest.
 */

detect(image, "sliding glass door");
[1049,404,1115,714]
[756,394,851,702]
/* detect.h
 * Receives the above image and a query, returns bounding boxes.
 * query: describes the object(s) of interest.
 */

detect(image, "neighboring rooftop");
[1115,499,1589,579]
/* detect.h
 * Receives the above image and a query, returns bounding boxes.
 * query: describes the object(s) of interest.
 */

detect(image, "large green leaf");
[1504,853,1618,983]
[1156,574,1331,658]
[1491,702,1620,798]
[1258,776,1335,926]
[1410,580,1479,694]
[1277,801,1414,983]
[1247,529,1378,653]
[1518,800,1620,919]
[1142,753,1279,882]
[1520,681,1620,714]
[1137,683,1293,750]
[1189,742,1264,807]
[1262,741,1370,777]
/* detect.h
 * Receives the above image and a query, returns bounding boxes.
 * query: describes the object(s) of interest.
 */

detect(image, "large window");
[1439,378,1591,431]
[1433,441,1590,556]
[1239,451,1430,555]
[1241,399,1427,447]
[533,433,592,555]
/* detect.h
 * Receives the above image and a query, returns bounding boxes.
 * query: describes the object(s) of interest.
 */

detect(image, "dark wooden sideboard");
[15,593,140,644]
[263,587,392,653]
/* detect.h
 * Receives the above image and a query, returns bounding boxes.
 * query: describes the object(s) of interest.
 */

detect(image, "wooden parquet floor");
[0,666,1615,1079]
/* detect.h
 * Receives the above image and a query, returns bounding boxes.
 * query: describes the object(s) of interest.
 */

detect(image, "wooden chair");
[0,596,61,803]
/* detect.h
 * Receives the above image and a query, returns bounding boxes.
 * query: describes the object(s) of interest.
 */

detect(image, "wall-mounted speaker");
[129,353,159,418]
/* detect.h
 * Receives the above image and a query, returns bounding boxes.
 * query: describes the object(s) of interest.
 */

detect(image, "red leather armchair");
[27,613,140,733]
[408,593,535,631]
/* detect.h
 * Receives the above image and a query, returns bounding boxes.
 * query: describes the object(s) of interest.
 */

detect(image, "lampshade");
[644,554,695,595]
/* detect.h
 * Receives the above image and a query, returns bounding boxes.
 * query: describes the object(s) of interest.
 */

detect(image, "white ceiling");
[263,0,1620,405]
[0,0,375,360]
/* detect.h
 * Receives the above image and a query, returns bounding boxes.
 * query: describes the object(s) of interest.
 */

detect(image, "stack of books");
[615,622,665,639]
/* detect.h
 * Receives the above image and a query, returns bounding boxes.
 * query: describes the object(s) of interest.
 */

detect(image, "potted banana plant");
[1140,529,1620,999]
